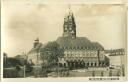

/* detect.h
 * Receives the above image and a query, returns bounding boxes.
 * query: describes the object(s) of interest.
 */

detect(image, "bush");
[3,67,24,78]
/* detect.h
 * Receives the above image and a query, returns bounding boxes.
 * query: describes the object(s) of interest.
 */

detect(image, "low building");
[15,54,28,65]
[106,49,125,69]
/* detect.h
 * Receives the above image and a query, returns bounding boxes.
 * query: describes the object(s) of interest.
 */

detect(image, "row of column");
[59,62,108,68]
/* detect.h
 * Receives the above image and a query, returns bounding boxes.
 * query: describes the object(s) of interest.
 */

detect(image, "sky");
[2,2,126,57]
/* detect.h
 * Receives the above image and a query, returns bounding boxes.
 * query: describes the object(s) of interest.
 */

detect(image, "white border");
[1,1,128,82]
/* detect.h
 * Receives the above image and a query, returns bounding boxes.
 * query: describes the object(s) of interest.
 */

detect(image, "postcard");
[1,0,127,82]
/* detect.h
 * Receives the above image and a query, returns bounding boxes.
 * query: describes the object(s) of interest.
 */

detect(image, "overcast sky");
[2,2,126,57]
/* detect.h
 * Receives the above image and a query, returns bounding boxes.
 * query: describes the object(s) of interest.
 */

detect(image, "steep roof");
[92,42,104,50]
[56,37,104,50]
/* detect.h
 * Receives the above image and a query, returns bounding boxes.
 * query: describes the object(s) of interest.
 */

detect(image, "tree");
[40,41,64,67]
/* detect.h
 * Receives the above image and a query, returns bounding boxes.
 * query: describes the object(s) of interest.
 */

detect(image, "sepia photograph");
[1,2,127,80]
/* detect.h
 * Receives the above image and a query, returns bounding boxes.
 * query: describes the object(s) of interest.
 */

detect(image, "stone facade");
[57,9,109,68]
[58,48,109,68]
[27,38,43,65]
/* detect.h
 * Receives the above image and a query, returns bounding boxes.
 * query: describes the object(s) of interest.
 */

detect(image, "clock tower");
[63,8,76,38]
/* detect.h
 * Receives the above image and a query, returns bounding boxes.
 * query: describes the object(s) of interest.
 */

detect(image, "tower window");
[65,27,68,30]
[69,27,72,30]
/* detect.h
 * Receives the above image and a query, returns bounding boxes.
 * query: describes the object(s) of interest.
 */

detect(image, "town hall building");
[56,9,109,68]
[27,8,110,68]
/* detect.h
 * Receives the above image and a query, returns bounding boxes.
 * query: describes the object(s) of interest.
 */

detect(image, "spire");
[68,4,73,17]
[68,4,72,14]
[68,4,71,10]
[63,6,76,38]
[64,5,73,19]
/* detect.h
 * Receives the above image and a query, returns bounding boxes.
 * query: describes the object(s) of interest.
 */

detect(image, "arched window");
[91,63,93,66]
[77,46,79,49]
[75,46,77,49]
[95,63,97,66]
[87,62,90,66]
